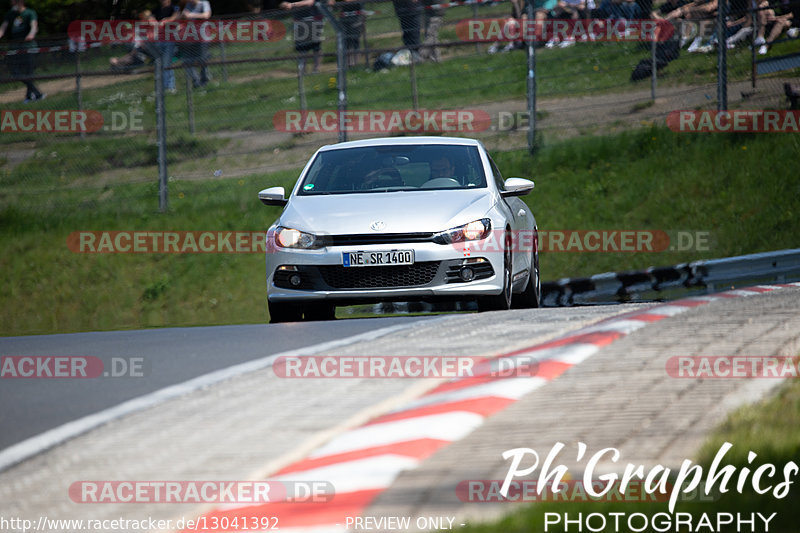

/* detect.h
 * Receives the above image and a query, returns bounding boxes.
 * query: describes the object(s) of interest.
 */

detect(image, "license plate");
[342,250,414,267]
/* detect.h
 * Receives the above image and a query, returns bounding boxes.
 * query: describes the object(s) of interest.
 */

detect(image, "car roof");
[317,136,483,152]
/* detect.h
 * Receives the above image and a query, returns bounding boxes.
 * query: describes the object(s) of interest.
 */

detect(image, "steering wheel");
[362,168,404,189]
[421,177,460,189]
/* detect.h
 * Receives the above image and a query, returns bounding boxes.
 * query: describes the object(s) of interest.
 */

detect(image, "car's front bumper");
[266,242,505,303]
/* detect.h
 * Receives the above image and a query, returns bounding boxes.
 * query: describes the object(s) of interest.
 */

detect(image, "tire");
[513,246,540,309]
[478,231,513,312]
[303,302,336,321]
[268,300,302,323]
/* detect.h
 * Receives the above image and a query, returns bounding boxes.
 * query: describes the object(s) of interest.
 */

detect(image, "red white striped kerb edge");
[186,283,798,532]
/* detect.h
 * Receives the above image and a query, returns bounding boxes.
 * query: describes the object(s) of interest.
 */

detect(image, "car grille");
[319,262,440,289]
[327,233,435,246]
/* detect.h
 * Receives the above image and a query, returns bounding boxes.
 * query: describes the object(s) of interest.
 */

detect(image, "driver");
[430,155,456,180]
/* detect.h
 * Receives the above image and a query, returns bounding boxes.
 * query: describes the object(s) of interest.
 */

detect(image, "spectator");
[725,1,759,49]
[110,9,157,73]
[554,0,592,19]
[635,0,653,18]
[667,0,718,18]
[392,0,422,57]
[419,0,443,61]
[488,0,523,53]
[180,0,212,88]
[551,0,595,47]
[660,0,718,51]
[753,0,793,53]
[0,0,44,103]
[596,0,642,19]
[337,0,364,68]
[653,0,700,46]
[537,0,568,48]
[779,0,800,23]
[622,0,643,18]
[155,0,180,93]
[652,0,691,20]
[649,0,688,43]
[252,0,283,11]
[281,0,326,74]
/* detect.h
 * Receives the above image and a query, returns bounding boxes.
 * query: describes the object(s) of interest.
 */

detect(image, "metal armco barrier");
[542,248,800,306]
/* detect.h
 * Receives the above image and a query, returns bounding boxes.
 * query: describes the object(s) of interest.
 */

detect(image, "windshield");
[297,144,487,195]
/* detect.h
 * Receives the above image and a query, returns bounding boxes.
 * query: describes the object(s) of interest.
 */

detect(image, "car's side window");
[489,157,505,191]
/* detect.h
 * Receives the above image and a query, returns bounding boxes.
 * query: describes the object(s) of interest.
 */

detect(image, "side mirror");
[500,177,535,197]
[258,186,287,207]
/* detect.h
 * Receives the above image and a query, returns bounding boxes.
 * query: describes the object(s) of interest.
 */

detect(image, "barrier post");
[717,0,728,110]
[155,57,169,213]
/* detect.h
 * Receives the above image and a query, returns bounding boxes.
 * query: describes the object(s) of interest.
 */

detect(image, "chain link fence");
[1,0,798,214]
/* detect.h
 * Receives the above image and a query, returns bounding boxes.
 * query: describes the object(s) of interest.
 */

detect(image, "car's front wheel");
[513,246,540,309]
[478,231,513,312]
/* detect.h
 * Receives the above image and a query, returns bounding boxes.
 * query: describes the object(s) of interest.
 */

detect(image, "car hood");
[278,189,495,235]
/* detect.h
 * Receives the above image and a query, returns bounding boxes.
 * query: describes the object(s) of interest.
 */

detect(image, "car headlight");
[433,218,491,244]
[275,226,323,249]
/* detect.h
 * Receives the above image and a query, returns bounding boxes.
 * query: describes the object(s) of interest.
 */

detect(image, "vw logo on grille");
[370,221,387,231]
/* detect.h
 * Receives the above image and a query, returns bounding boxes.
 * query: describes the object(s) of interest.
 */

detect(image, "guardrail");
[542,248,800,306]
[364,248,800,314]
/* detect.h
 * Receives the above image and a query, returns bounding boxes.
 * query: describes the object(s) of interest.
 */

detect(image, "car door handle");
[518,209,526,216]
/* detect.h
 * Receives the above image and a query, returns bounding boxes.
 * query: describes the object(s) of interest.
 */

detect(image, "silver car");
[258,136,539,323]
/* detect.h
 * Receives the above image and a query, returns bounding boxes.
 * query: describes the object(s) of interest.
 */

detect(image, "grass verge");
[3,134,219,187]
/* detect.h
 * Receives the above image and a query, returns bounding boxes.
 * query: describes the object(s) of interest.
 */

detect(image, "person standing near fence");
[180,0,212,88]
[0,0,44,103]
[419,0,443,62]
[155,0,180,93]
[338,0,364,68]
[280,0,327,74]
[393,0,422,58]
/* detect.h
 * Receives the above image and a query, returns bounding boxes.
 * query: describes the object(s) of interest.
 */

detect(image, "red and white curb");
[188,283,799,532]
